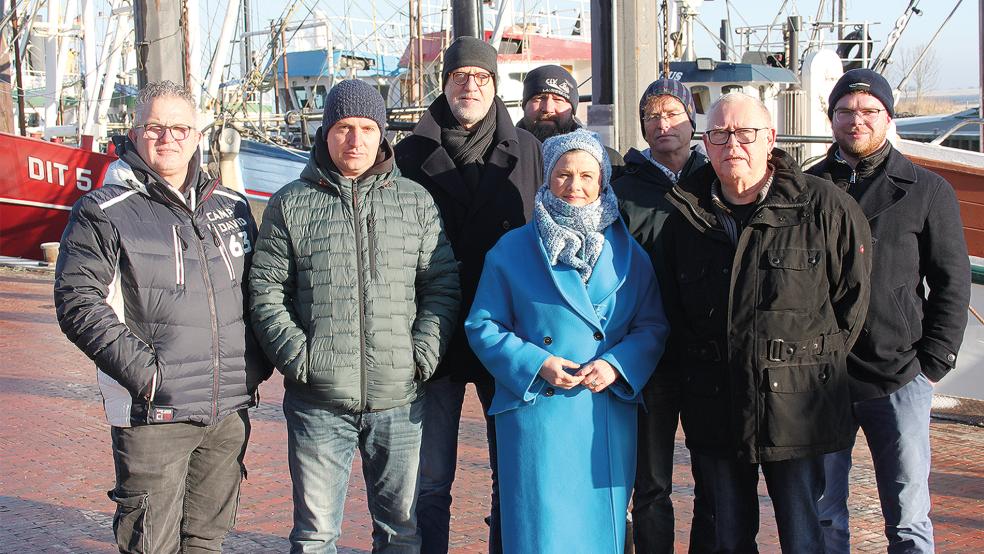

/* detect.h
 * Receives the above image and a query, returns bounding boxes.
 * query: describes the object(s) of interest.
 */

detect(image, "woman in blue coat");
[465,129,670,553]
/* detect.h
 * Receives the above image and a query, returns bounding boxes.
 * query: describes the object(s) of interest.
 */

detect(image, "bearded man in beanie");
[810,69,970,554]
[249,79,461,552]
[612,78,711,553]
[393,35,542,554]
[517,64,624,177]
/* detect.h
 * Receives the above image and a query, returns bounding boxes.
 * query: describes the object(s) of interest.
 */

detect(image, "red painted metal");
[0,132,116,260]
[907,154,984,258]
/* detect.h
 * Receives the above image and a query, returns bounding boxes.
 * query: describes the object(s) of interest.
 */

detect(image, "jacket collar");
[301,130,398,196]
[820,142,914,219]
[415,95,523,212]
[533,220,633,331]
[622,147,707,190]
[668,148,811,236]
[109,135,214,211]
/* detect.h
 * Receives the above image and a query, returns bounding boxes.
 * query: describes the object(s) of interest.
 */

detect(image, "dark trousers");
[417,376,499,554]
[633,373,713,554]
[691,453,826,553]
[109,410,250,553]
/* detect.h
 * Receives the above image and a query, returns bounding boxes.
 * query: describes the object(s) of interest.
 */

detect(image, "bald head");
[706,92,772,130]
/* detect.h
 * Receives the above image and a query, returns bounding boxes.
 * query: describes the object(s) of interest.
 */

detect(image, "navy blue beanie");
[828,69,895,119]
[523,65,579,113]
[321,79,387,135]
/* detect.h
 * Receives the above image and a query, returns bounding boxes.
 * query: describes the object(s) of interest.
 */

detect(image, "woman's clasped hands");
[537,356,618,392]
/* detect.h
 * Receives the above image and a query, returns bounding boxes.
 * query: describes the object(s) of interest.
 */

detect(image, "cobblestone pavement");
[1,267,982,553]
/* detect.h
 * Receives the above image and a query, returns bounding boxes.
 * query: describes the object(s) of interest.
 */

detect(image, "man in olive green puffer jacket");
[248,79,461,553]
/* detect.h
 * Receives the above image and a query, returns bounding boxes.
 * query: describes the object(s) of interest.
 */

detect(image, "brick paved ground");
[1,267,982,553]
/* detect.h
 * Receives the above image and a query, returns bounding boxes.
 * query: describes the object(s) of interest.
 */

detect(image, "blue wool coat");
[465,219,669,554]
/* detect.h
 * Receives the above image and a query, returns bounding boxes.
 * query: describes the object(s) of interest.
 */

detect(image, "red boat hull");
[0,132,115,260]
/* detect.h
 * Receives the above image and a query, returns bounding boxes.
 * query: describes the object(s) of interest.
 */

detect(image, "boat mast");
[7,0,28,135]
[203,0,243,112]
[133,0,186,87]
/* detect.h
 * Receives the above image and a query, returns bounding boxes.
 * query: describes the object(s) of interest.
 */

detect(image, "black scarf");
[435,95,498,192]
[829,140,892,200]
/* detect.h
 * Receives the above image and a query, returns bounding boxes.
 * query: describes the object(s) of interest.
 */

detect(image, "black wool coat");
[808,144,971,400]
[395,95,543,383]
[661,149,872,463]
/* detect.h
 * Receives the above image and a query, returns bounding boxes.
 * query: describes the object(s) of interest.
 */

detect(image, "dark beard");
[520,117,579,142]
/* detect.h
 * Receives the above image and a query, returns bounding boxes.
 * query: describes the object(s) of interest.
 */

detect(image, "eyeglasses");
[643,111,686,123]
[705,127,768,145]
[449,71,492,87]
[137,123,195,141]
[832,108,885,122]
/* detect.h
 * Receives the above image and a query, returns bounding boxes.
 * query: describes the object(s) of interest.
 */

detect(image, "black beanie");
[321,79,387,137]
[828,68,895,119]
[522,65,578,113]
[442,36,498,88]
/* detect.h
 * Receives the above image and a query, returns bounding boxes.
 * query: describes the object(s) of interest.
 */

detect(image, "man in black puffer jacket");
[54,81,272,553]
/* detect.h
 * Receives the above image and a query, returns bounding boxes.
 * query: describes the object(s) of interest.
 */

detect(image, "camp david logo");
[545,77,572,96]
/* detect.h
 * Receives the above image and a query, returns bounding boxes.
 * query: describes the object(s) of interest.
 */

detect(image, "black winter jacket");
[54,137,272,427]
[808,144,970,400]
[661,149,872,462]
[395,95,543,383]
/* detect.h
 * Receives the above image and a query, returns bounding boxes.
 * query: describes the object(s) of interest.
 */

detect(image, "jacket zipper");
[192,222,222,423]
[349,180,369,411]
[209,224,237,282]
[171,225,186,288]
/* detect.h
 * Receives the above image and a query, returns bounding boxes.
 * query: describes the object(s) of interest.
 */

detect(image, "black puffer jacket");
[808,144,971,400]
[661,149,871,463]
[395,95,543,383]
[54,136,272,427]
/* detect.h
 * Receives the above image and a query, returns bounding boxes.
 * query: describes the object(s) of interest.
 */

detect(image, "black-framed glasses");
[643,111,686,123]
[449,71,492,87]
[705,127,769,145]
[832,108,885,122]
[137,123,195,141]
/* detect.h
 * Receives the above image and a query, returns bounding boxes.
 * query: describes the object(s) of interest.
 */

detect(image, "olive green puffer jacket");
[248,135,461,411]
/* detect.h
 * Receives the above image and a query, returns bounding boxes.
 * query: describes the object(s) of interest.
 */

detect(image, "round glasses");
[138,123,195,141]
[705,127,768,145]
[449,71,492,87]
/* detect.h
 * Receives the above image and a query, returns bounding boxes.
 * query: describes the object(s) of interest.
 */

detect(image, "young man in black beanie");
[394,35,542,554]
[517,64,624,176]
[249,78,461,552]
[809,68,970,554]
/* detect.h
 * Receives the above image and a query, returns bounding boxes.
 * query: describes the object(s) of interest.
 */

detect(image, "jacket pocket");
[891,284,922,343]
[760,248,823,311]
[209,224,237,283]
[108,489,150,553]
[762,361,851,448]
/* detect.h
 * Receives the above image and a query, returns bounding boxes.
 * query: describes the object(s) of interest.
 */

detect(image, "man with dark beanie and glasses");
[810,68,970,554]
[394,35,542,554]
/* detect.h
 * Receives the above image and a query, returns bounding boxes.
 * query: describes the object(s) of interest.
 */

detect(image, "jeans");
[692,453,826,553]
[819,372,935,554]
[633,372,714,553]
[284,390,424,554]
[416,376,499,554]
[109,409,250,554]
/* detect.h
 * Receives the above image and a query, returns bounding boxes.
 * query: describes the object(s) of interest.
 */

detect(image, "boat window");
[292,87,310,109]
[313,86,328,110]
[690,86,710,114]
[722,85,744,95]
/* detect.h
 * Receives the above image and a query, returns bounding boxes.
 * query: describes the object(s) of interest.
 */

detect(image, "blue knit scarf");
[534,184,619,283]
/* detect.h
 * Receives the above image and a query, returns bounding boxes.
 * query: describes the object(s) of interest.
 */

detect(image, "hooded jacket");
[54,136,272,427]
[661,149,872,462]
[808,143,971,400]
[248,130,461,411]
[394,95,543,383]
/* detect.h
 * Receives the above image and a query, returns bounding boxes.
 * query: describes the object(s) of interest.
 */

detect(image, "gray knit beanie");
[321,79,387,136]
[442,36,498,88]
[542,128,612,187]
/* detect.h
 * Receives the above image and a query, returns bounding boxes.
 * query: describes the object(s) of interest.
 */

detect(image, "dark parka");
[613,146,708,285]
[248,133,461,412]
[394,95,543,383]
[661,149,872,463]
[54,137,272,427]
[808,144,970,400]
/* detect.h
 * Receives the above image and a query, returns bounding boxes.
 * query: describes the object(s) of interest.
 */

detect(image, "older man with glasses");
[394,36,542,554]
[54,80,272,552]
[658,92,872,552]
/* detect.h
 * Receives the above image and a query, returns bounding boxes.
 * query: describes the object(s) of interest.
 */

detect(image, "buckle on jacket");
[767,339,785,362]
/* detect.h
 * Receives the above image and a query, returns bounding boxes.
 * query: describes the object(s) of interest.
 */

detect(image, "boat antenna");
[894,0,964,91]
[661,0,670,77]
